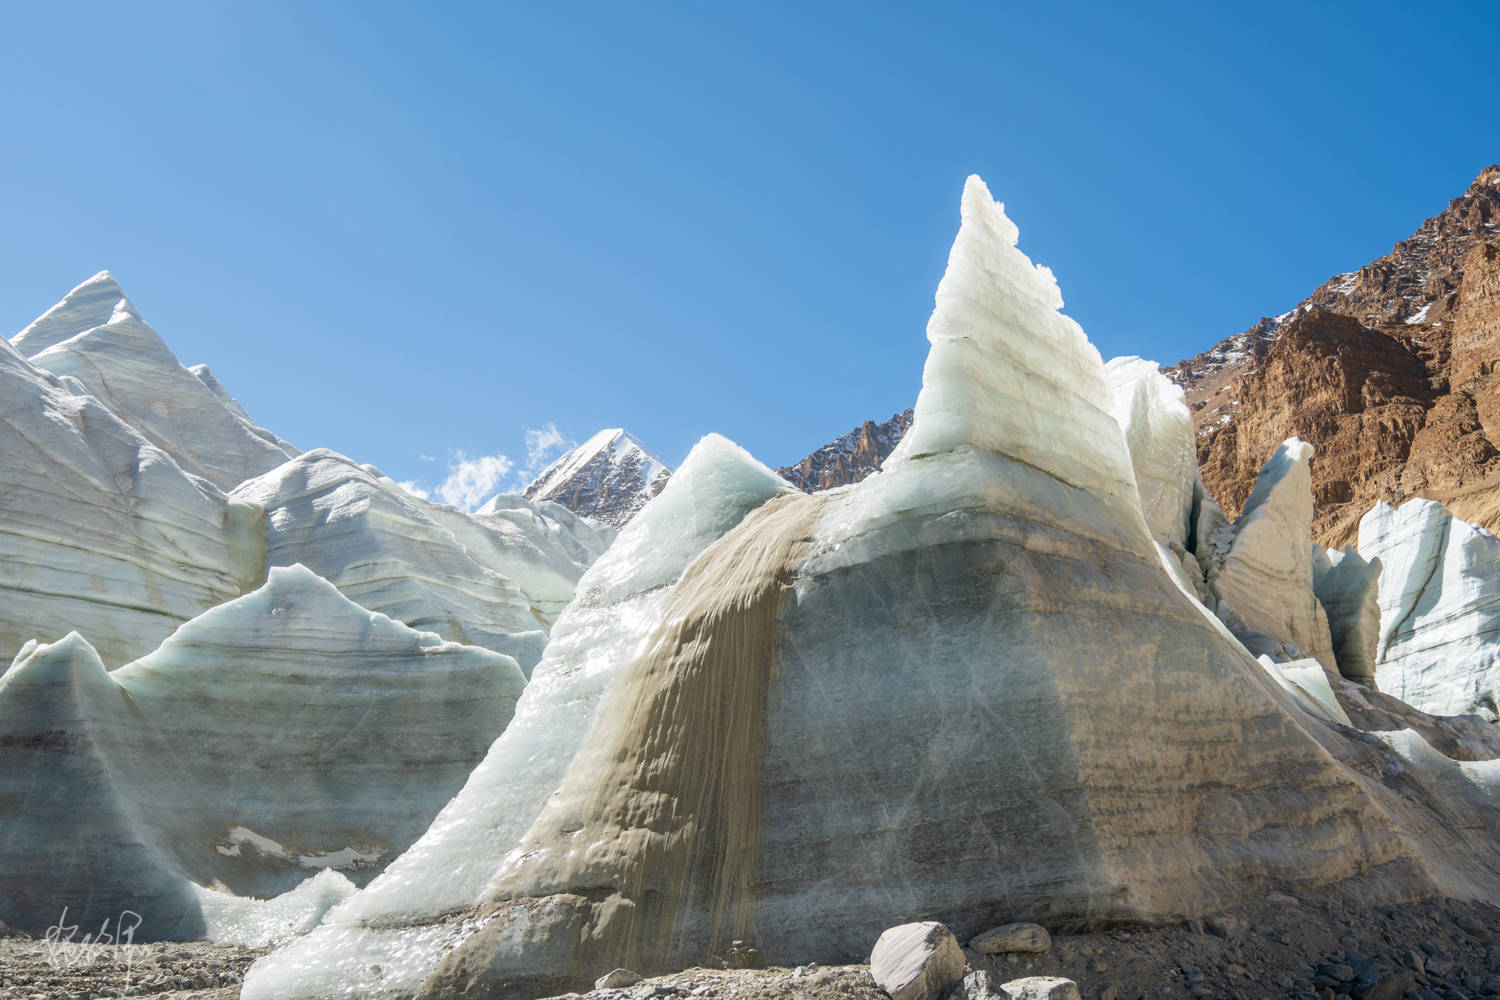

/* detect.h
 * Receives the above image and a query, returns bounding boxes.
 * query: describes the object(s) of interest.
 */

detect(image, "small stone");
[1350,970,1413,1000]
[1186,918,1206,936]
[1000,977,1082,1000]
[1097,987,1118,1000]
[970,923,1052,955]
[1207,917,1245,940]
[596,969,644,990]
[1455,915,1484,937]
[1087,959,1108,974]
[871,922,967,1000]
[1425,954,1454,978]
[945,969,1013,1000]
[1189,985,1213,998]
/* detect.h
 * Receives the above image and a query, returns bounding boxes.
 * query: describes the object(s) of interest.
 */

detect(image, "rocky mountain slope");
[1169,165,1500,546]
[522,427,671,526]
[777,409,913,491]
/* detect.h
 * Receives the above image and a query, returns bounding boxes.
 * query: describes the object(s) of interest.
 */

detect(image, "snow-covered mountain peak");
[521,427,671,526]
[12,270,139,357]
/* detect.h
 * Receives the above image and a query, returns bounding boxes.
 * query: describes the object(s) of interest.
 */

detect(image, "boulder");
[969,923,1051,955]
[869,922,965,1000]
[594,969,643,990]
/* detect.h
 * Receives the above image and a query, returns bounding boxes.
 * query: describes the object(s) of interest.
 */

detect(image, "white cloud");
[525,422,574,471]
[396,480,430,501]
[433,451,514,511]
[419,453,437,463]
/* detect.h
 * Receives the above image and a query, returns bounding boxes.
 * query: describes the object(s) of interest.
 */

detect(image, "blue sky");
[1,1,1496,503]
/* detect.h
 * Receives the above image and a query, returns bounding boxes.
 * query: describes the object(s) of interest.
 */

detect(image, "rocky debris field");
[0,936,263,1000]
[536,894,1498,1000]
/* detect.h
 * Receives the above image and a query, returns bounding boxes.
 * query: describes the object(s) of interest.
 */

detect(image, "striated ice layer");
[0,632,207,940]
[1202,437,1338,669]
[14,272,299,490]
[233,450,611,674]
[1105,356,1198,549]
[0,565,524,937]
[0,329,265,668]
[241,433,794,1000]
[1359,498,1500,717]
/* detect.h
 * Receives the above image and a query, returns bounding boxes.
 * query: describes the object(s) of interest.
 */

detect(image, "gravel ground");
[0,894,1495,999]
[0,938,262,1000]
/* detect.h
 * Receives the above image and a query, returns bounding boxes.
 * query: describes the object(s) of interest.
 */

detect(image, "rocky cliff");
[777,408,913,492]
[1172,165,1500,546]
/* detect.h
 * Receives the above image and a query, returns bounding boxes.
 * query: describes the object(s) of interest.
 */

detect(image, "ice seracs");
[1198,437,1338,669]
[253,175,1500,1000]
[1105,356,1198,549]
[12,272,299,490]
[0,564,525,938]
[523,427,671,526]
[0,329,266,667]
[233,449,613,674]
[241,433,796,1000]
[1359,498,1500,716]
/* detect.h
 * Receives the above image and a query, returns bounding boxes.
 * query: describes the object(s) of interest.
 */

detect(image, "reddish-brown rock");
[1174,166,1500,546]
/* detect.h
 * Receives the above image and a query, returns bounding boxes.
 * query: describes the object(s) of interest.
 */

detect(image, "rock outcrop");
[777,409,913,492]
[1172,166,1500,546]
[522,427,671,526]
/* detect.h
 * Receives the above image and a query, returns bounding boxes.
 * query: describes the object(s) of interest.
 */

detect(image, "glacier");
[0,564,525,938]
[241,433,796,1000]
[247,175,1500,1000]
[0,324,265,667]
[13,271,299,490]
[1359,498,1500,717]
[233,449,612,675]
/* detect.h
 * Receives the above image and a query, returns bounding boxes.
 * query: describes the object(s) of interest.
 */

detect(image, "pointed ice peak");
[577,432,795,602]
[888,173,1141,517]
[12,271,140,357]
[0,631,113,694]
[1240,436,1315,525]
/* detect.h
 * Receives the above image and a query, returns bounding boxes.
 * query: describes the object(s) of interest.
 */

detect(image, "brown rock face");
[777,408,913,492]
[1175,166,1500,546]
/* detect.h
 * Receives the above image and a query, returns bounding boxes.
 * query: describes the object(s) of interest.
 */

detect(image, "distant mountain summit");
[777,408,913,492]
[1170,165,1500,545]
[522,428,672,526]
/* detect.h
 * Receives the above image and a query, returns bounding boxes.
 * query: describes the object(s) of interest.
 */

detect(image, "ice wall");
[1359,498,1500,716]
[0,565,524,935]
[15,272,299,490]
[0,328,265,667]
[242,434,796,1000]
[233,450,611,674]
